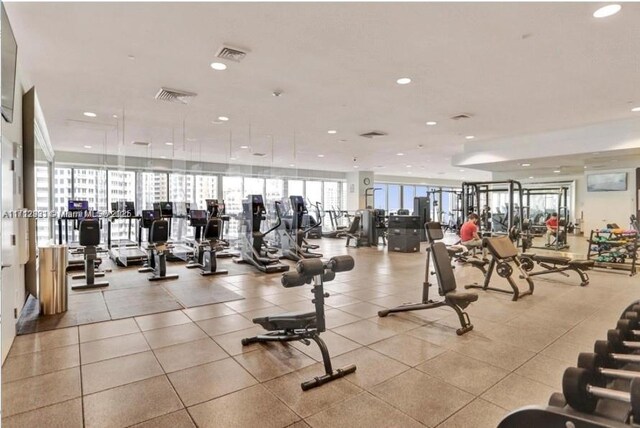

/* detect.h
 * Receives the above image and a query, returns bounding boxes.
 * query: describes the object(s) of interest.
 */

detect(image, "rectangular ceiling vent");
[359,131,387,139]
[252,152,266,157]
[154,87,197,104]
[450,113,472,121]
[216,46,247,62]
[131,141,151,147]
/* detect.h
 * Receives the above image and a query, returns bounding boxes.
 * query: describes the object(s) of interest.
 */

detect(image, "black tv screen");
[587,173,627,192]
[1,3,17,123]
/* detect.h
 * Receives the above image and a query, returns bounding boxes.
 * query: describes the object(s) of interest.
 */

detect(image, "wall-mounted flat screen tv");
[587,172,627,192]
[1,3,18,123]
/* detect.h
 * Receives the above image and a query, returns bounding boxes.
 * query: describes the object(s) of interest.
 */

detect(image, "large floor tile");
[211,325,265,356]
[79,318,140,342]
[290,330,362,362]
[371,369,474,427]
[437,398,508,428]
[234,345,316,382]
[450,337,536,371]
[338,302,387,319]
[168,357,257,406]
[331,347,409,389]
[197,313,256,336]
[131,409,195,428]
[1,398,83,428]
[416,351,509,395]
[135,310,192,331]
[9,327,78,356]
[2,344,79,383]
[82,351,164,394]
[514,353,568,390]
[2,367,81,417]
[370,334,446,366]
[481,373,557,412]
[188,385,300,428]
[182,303,236,321]
[83,376,183,428]
[142,322,207,349]
[264,363,362,417]
[305,392,423,428]
[80,332,150,364]
[332,320,396,345]
[154,337,229,372]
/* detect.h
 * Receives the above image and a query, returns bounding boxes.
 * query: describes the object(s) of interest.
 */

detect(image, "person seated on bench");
[519,253,593,286]
[378,222,478,335]
[241,256,357,390]
[545,212,559,246]
[460,213,485,257]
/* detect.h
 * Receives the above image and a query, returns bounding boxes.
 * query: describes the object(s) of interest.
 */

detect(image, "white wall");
[575,168,636,233]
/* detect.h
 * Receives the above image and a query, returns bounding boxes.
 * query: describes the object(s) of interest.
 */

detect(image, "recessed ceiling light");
[289,164,295,167]
[218,116,229,121]
[127,55,136,60]
[229,157,237,161]
[211,120,223,125]
[186,138,197,142]
[529,176,534,179]
[112,114,118,119]
[165,142,173,146]
[553,170,561,173]
[240,145,249,149]
[84,145,92,149]
[521,163,531,167]
[210,62,227,71]
[584,166,588,169]
[632,107,640,112]
[396,77,411,85]
[417,144,423,149]
[593,4,621,18]
[83,112,97,118]
[407,171,413,174]
[160,156,167,159]
[396,152,404,156]
[465,135,475,140]
[317,154,325,158]
[406,165,412,168]
[353,165,359,169]
[426,121,437,126]
[459,169,465,172]
[327,130,337,134]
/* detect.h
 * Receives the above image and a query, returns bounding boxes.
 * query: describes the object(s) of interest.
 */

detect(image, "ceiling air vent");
[216,46,247,62]
[359,131,387,139]
[132,141,151,147]
[450,113,472,121]
[253,152,266,157]
[154,87,197,104]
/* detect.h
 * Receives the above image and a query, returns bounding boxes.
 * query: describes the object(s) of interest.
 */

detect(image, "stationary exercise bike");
[138,212,179,282]
[186,211,228,276]
[71,218,109,290]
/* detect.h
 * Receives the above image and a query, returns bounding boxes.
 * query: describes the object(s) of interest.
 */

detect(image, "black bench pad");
[445,290,479,306]
[569,260,594,269]
[522,253,571,265]
[253,312,316,331]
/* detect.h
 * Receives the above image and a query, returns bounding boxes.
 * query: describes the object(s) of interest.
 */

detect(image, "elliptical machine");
[234,195,289,273]
[186,210,228,276]
[71,218,109,290]
[279,196,323,262]
[138,210,179,282]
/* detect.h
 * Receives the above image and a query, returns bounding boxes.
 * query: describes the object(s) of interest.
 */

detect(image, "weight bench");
[466,235,534,301]
[241,256,357,390]
[378,222,477,335]
[519,253,593,286]
[448,243,489,274]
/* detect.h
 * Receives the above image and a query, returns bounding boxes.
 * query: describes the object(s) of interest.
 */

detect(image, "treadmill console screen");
[68,200,89,212]
[111,202,118,211]
[124,201,135,216]
[189,210,208,227]
[153,202,174,218]
[141,210,160,228]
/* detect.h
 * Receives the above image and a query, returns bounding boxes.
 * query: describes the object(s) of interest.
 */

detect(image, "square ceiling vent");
[154,87,197,104]
[216,46,248,62]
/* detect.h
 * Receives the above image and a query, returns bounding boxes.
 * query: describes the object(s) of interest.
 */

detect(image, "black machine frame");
[522,186,571,251]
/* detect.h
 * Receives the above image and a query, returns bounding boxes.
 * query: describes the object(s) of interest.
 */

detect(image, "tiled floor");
[2,234,638,427]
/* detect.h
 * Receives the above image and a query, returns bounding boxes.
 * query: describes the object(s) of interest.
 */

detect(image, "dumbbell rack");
[587,229,638,276]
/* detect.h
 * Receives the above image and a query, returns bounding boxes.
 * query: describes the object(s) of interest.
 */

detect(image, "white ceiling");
[6,2,640,180]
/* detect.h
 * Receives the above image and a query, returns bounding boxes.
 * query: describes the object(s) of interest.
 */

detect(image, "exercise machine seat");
[252,312,316,331]
[444,290,479,306]
[569,260,595,269]
[79,219,100,246]
[523,253,571,264]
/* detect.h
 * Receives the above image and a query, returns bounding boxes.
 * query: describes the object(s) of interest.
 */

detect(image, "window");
[415,186,429,197]
[342,182,347,212]
[139,172,167,210]
[373,183,387,211]
[223,176,243,239]
[402,186,415,211]
[35,165,51,245]
[194,175,218,211]
[305,181,322,207]
[243,177,264,198]
[53,168,73,243]
[108,170,137,242]
[169,173,194,204]
[265,179,284,204]
[287,180,304,197]
[388,185,401,214]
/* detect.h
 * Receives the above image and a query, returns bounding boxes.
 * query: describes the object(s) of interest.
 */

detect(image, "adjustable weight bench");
[465,235,534,301]
[241,256,357,390]
[378,222,477,335]
[519,253,593,286]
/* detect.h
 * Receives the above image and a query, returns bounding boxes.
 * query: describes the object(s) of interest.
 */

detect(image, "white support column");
[346,171,374,211]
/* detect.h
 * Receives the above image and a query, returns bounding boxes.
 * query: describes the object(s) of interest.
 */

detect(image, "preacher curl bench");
[241,256,357,390]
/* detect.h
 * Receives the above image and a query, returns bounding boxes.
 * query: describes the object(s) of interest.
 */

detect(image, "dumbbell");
[578,352,640,383]
[607,329,640,353]
[563,366,640,421]
[616,318,640,341]
[595,340,640,369]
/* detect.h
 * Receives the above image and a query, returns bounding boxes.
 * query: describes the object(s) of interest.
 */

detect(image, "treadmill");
[108,201,148,267]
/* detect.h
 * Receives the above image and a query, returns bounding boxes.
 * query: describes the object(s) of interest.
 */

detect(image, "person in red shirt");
[545,212,559,246]
[460,213,483,253]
